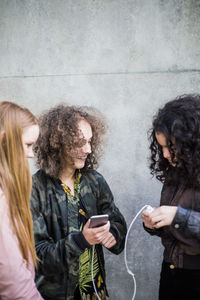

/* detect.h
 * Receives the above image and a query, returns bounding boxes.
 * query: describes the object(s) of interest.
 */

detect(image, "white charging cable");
[91,245,101,300]
[124,205,154,300]
[91,205,154,300]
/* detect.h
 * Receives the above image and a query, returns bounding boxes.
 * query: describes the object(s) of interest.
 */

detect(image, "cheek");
[68,149,78,158]
[73,148,83,156]
[23,146,30,158]
[23,144,28,153]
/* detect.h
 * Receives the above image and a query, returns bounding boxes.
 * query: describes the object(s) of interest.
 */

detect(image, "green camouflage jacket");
[31,169,127,300]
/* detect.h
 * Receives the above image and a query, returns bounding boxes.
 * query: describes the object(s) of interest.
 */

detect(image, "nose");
[82,142,91,154]
[27,149,35,159]
[163,148,171,160]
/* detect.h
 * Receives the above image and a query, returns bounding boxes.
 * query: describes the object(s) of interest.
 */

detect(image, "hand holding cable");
[142,205,178,229]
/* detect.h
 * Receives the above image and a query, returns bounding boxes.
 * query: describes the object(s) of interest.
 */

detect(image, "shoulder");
[31,170,53,207]
[32,169,49,184]
[32,169,57,190]
[81,170,108,191]
[82,170,112,195]
[31,170,65,210]
[82,169,105,183]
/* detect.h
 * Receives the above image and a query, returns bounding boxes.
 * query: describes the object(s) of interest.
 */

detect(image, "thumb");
[84,219,90,229]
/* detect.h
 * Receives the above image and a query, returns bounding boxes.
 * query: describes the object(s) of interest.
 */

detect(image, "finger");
[97,231,111,243]
[142,215,150,222]
[102,237,112,247]
[101,233,112,244]
[103,236,116,248]
[106,221,110,230]
[142,211,151,217]
[142,218,151,226]
[93,231,109,244]
[142,214,147,220]
[102,221,110,231]
[106,239,116,248]
[153,220,165,229]
[84,219,90,228]
[151,216,163,224]
[102,232,114,243]
[149,211,161,219]
[143,221,155,229]
[143,213,155,223]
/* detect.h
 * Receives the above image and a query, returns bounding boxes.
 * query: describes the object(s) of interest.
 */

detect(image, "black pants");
[74,287,81,300]
[159,261,200,300]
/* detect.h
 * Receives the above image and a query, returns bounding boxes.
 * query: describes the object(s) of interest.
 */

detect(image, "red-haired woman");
[0,101,43,299]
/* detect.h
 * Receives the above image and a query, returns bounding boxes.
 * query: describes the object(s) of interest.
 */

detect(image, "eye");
[26,143,33,148]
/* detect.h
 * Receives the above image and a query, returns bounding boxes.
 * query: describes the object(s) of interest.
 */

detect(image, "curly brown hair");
[34,104,107,178]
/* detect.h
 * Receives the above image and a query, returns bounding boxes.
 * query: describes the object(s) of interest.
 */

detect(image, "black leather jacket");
[145,183,200,269]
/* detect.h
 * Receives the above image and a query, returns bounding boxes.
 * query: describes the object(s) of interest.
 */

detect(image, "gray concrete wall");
[0,1,200,299]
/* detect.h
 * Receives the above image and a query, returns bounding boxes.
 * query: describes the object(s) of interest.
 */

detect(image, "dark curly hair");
[34,104,107,178]
[149,94,200,187]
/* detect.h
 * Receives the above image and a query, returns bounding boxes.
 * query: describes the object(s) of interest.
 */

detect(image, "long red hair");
[0,101,38,266]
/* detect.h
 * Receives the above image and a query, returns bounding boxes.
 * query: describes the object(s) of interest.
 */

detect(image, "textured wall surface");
[0,1,200,299]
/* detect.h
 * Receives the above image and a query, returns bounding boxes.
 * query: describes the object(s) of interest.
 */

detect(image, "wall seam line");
[0,69,200,79]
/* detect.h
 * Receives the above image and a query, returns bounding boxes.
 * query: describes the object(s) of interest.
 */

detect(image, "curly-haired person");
[30,104,127,300]
[142,94,200,300]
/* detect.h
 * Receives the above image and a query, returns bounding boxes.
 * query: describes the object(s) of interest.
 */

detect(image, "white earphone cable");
[91,205,150,300]
[91,245,101,300]
[124,205,149,300]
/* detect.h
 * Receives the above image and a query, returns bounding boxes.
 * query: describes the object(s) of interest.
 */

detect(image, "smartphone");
[89,214,109,228]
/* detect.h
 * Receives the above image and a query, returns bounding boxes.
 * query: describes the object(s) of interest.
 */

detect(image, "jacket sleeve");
[143,223,162,236]
[142,182,165,237]
[96,173,127,255]
[31,176,91,276]
[171,205,200,243]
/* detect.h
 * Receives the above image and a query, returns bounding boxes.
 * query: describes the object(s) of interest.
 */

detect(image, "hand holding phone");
[82,215,110,245]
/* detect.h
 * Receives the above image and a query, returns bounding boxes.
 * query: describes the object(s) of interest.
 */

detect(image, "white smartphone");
[89,214,109,228]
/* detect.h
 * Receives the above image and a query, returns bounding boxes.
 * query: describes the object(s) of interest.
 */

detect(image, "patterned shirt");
[61,171,106,300]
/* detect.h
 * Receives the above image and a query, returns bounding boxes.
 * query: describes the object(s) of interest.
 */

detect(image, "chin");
[77,164,85,169]
[74,161,85,169]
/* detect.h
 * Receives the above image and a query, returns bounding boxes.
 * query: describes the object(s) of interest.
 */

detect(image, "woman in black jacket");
[142,94,200,300]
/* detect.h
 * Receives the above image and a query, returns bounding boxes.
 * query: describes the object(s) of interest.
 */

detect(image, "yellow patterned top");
[61,171,105,300]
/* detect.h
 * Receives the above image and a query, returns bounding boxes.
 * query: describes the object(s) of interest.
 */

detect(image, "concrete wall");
[0,1,200,299]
